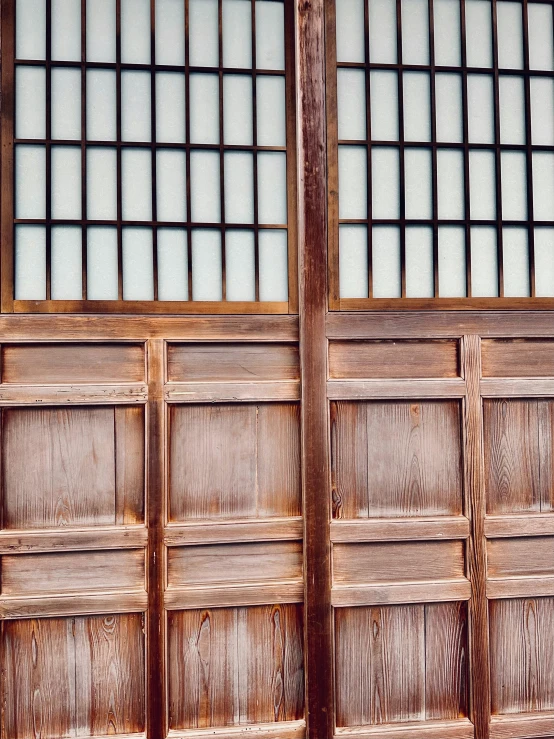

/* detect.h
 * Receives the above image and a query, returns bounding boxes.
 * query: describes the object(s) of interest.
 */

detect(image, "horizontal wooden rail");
[165,582,304,610]
[327,379,467,399]
[335,718,475,739]
[168,721,306,739]
[165,518,303,546]
[0,525,147,553]
[0,383,148,404]
[0,590,148,619]
[165,381,300,402]
[487,576,554,599]
[481,378,554,397]
[490,712,554,738]
[485,514,554,538]
[331,579,471,607]
[330,517,470,543]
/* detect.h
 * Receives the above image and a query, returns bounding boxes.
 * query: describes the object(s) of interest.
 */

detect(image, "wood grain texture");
[0,525,147,553]
[0,592,148,619]
[328,341,460,379]
[334,718,474,738]
[115,406,145,525]
[331,581,471,608]
[165,382,300,403]
[488,537,554,579]
[167,720,306,738]
[327,380,467,400]
[164,519,303,546]
[490,712,554,738]
[330,517,469,543]
[482,340,554,377]
[486,514,554,539]
[165,583,304,610]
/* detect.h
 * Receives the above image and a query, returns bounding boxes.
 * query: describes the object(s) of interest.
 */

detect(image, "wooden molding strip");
[327,379,466,399]
[485,514,554,538]
[490,712,554,738]
[0,525,148,553]
[0,383,148,404]
[487,576,554,599]
[165,381,301,403]
[331,579,471,607]
[335,718,474,739]
[481,378,554,397]
[165,582,304,610]
[0,590,148,619]
[165,518,303,546]
[168,720,306,739]
[330,517,470,543]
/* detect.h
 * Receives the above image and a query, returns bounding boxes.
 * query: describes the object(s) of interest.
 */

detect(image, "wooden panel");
[2,343,145,383]
[115,407,145,525]
[482,339,554,377]
[165,382,300,403]
[2,614,145,737]
[330,517,470,543]
[486,514,554,538]
[167,344,299,382]
[488,537,554,579]
[329,341,459,379]
[165,519,303,546]
[168,720,306,738]
[165,583,304,610]
[335,718,474,738]
[331,581,472,607]
[0,525,147,553]
[327,380,467,400]
[168,605,304,730]
[490,712,554,738]
[0,592,148,620]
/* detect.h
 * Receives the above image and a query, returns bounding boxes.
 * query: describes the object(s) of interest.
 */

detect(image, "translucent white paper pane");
[87,148,117,220]
[372,226,401,297]
[339,146,367,219]
[16,0,46,60]
[336,0,365,63]
[87,70,117,141]
[190,73,219,144]
[122,149,152,221]
[122,227,154,300]
[87,227,118,299]
[468,75,495,144]
[259,230,288,301]
[190,151,221,223]
[501,151,527,221]
[256,1,285,70]
[257,76,286,146]
[533,152,554,221]
[535,228,554,296]
[469,150,496,220]
[531,78,554,146]
[436,73,463,143]
[223,0,252,68]
[16,67,46,139]
[192,229,222,300]
[370,71,398,142]
[224,152,254,223]
[51,0,80,61]
[157,228,188,300]
[403,72,431,142]
[471,226,498,296]
[16,145,46,219]
[156,0,185,66]
[438,227,466,297]
[369,0,397,63]
[434,0,461,66]
[338,70,367,141]
[372,147,400,219]
[51,226,82,299]
[51,146,81,219]
[528,3,554,71]
[438,149,465,220]
[51,68,80,140]
[156,73,186,144]
[86,0,116,62]
[156,150,186,222]
[465,0,492,68]
[405,148,432,220]
[189,0,219,67]
[258,152,287,224]
[401,0,429,65]
[121,0,151,64]
[339,225,368,298]
[406,226,433,297]
[497,1,523,69]
[122,71,151,142]
[499,77,525,145]
[15,226,46,299]
[226,230,255,301]
[223,75,253,146]
[503,228,529,297]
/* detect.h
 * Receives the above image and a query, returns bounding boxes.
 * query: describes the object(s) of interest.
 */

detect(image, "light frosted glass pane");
[499,77,525,144]
[16,145,46,219]
[189,0,218,67]
[224,152,254,223]
[122,149,152,221]
[15,226,46,299]
[501,151,527,221]
[258,152,287,224]
[533,152,554,221]
[529,3,554,71]
[470,150,496,220]
[372,226,401,297]
[51,146,81,219]
[465,0,492,68]
[531,78,554,146]
[51,226,82,299]
[51,0,80,61]
[405,149,432,219]
[369,0,397,63]
[87,0,116,62]
[497,1,523,69]
[338,69,367,141]
[223,75,253,146]
[406,226,433,297]
[468,75,495,144]
[122,71,151,142]
[503,228,529,297]
[439,227,466,297]
[336,0,365,63]
[121,0,150,63]
[438,149,464,220]
[257,76,286,146]
[223,0,252,68]
[157,228,188,301]
[156,0,185,66]
[256,1,285,70]
[403,72,431,142]
[87,148,117,220]
[471,226,498,296]
[156,73,186,144]
[122,228,154,300]
[191,151,221,223]
[370,71,398,142]
[434,0,461,66]
[87,226,118,299]
[259,230,288,301]
[87,70,116,141]
[16,67,46,139]
[401,0,429,65]
[372,147,400,219]
[51,68,80,140]
[535,228,554,296]
[16,0,46,59]
[436,73,463,143]
[226,230,255,301]
[192,229,222,300]
[190,73,219,144]
[156,150,186,222]
[339,147,367,219]
[339,225,368,298]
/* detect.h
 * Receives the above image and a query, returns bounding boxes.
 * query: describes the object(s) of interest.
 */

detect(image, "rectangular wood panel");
[488,537,554,579]
[482,340,554,377]
[329,341,460,379]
